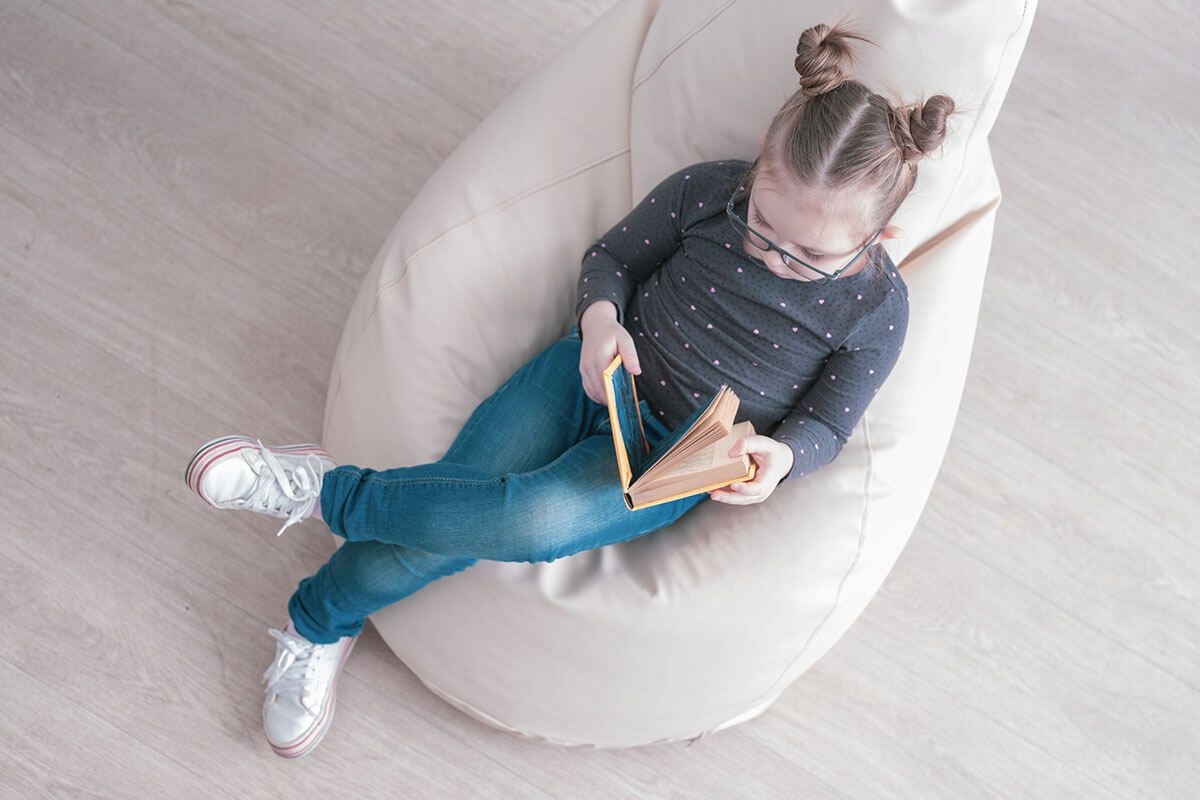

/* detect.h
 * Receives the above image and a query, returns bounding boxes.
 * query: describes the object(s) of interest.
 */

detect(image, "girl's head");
[739,19,961,282]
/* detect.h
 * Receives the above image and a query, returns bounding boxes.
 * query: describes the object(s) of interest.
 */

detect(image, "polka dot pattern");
[574,159,910,483]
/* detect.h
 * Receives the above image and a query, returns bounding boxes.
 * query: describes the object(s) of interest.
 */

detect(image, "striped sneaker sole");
[266,635,358,759]
[185,435,332,501]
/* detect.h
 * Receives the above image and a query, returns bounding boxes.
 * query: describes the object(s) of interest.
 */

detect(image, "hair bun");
[794,21,874,98]
[889,94,956,165]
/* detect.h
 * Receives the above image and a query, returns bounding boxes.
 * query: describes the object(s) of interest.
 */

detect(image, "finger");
[729,482,761,499]
[619,339,642,375]
[729,485,762,502]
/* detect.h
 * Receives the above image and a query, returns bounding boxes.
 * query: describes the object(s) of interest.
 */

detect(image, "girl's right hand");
[579,318,642,405]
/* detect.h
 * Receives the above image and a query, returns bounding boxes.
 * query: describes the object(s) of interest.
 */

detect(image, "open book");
[601,353,757,510]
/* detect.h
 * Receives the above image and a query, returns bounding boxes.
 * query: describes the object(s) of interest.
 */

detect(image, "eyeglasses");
[725,160,883,283]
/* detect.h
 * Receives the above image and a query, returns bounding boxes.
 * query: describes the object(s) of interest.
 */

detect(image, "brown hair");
[749,17,968,248]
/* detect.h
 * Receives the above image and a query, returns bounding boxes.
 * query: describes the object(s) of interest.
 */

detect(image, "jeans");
[287,324,711,644]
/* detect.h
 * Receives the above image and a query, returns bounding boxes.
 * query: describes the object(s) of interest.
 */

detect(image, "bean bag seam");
[930,0,1032,233]
[704,409,876,734]
[699,6,1031,733]
[631,0,737,92]
[327,146,634,414]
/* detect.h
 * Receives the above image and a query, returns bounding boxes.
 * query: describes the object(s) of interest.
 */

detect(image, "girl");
[184,20,957,759]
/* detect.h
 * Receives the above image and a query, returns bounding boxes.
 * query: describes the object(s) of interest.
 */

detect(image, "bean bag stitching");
[707,6,1031,733]
[930,0,1032,233]
[407,666,683,748]
[632,0,737,91]
[326,146,633,409]
[701,410,876,737]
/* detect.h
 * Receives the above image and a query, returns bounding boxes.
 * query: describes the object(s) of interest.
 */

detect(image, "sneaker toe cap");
[199,458,257,506]
[263,694,322,747]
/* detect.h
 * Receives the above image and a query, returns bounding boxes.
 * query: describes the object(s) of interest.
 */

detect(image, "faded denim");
[288,324,709,643]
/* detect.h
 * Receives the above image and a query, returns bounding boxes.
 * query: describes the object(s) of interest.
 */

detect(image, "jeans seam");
[355,476,513,487]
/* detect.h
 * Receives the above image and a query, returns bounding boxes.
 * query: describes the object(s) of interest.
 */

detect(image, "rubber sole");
[184,435,332,501]
[266,634,358,759]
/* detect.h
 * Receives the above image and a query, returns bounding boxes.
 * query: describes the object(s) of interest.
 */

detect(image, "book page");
[662,446,715,475]
[646,386,738,474]
[646,423,744,481]
[630,420,758,503]
[639,385,726,477]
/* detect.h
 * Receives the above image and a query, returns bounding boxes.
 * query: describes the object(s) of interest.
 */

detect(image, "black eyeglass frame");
[725,160,884,282]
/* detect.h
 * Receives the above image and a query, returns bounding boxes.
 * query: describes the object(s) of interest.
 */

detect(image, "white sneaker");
[260,621,358,759]
[185,435,336,537]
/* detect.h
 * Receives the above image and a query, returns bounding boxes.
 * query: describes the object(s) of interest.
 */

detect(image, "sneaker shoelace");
[247,439,328,537]
[261,627,324,718]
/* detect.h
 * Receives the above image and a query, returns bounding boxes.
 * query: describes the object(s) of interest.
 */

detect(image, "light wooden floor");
[1,1,1196,797]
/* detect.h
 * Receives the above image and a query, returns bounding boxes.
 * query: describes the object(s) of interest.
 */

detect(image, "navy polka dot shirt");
[575,159,909,482]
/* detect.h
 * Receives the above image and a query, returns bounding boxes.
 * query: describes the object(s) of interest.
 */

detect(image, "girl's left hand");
[707,435,795,505]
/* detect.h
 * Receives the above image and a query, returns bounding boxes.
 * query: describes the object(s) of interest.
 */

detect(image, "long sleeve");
[574,165,693,331]
[769,291,910,482]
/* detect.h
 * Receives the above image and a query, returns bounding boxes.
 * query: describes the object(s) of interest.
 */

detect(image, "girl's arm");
[574,164,695,331]
[771,293,910,482]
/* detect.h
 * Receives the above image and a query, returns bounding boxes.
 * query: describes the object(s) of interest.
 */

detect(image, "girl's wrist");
[581,300,619,331]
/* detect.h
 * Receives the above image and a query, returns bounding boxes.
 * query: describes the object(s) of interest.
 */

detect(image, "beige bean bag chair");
[321,0,1038,748]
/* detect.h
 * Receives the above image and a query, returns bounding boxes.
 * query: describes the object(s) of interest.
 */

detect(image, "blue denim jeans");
[287,324,711,644]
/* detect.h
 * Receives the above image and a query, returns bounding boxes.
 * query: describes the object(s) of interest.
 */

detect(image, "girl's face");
[743,162,875,282]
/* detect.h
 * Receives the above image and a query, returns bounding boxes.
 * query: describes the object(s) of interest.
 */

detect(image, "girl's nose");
[763,249,788,270]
